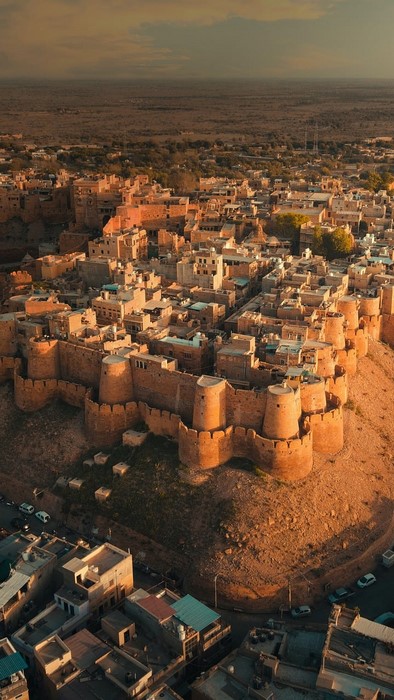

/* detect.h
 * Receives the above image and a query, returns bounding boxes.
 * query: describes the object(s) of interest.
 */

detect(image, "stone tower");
[99,355,134,405]
[323,312,346,350]
[337,296,359,331]
[262,383,300,440]
[192,375,227,432]
[27,338,60,380]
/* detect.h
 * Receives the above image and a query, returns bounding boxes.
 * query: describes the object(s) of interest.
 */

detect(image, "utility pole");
[288,580,292,609]
[214,574,218,609]
[313,123,319,156]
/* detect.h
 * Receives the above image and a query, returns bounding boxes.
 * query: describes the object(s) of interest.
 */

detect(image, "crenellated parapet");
[139,402,181,439]
[0,314,18,356]
[179,423,233,469]
[14,368,90,411]
[326,366,348,405]
[85,397,141,447]
[0,356,22,384]
[305,401,343,454]
[178,421,314,480]
[14,373,58,411]
[336,340,357,376]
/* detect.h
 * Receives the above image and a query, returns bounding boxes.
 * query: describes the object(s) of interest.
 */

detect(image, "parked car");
[357,573,376,589]
[374,612,394,626]
[328,587,355,604]
[19,503,35,516]
[35,511,50,524]
[6,499,17,509]
[0,493,5,503]
[291,605,311,618]
[10,517,30,533]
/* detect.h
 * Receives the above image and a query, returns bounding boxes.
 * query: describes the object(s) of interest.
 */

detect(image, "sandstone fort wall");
[14,372,90,411]
[336,344,357,375]
[14,374,58,411]
[0,317,17,356]
[85,398,141,447]
[178,423,233,470]
[0,356,22,384]
[326,368,348,405]
[131,362,198,424]
[225,386,266,431]
[59,341,103,389]
[381,313,394,347]
[307,404,344,454]
[139,403,181,439]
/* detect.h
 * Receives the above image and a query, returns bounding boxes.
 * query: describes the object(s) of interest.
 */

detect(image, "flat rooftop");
[84,544,129,575]
[18,606,70,647]
[98,648,150,685]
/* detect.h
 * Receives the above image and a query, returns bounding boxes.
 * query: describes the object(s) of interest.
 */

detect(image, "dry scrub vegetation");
[0,339,392,607]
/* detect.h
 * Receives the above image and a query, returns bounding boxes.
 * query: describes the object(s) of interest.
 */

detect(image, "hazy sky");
[0,0,392,80]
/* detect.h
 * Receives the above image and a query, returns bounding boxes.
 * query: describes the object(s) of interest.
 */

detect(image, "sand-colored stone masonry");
[7,282,394,480]
[0,356,22,384]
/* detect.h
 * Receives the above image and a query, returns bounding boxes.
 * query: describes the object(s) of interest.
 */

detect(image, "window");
[136,359,147,369]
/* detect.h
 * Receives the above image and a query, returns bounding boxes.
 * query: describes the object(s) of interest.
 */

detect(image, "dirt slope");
[0,340,392,609]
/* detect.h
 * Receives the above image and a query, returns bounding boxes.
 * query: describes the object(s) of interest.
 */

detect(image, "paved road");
[0,497,392,648]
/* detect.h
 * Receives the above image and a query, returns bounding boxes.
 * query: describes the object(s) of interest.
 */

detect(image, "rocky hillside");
[0,339,392,609]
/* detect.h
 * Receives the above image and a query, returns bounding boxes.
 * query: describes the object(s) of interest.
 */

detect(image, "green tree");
[311,226,354,260]
[268,213,310,239]
[366,171,382,192]
[267,212,310,253]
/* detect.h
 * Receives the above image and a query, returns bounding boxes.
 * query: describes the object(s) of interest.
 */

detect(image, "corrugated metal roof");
[352,616,394,644]
[0,652,27,681]
[0,571,29,608]
[189,302,207,311]
[172,594,219,632]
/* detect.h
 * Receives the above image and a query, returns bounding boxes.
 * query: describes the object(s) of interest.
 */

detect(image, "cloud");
[52,0,345,25]
[0,0,350,78]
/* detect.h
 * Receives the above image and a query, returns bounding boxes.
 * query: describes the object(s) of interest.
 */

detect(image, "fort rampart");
[4,300,368,481]
[7,339,348,479]
[14,371,90,411]
[326,367,348,406]
[85,398,140,447]
[0,356,22,384]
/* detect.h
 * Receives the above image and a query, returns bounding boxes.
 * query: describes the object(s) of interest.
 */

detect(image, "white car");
[291,605,311,618]
[19,503,35,516]
[356,573,376,589]
[35,511,50,524]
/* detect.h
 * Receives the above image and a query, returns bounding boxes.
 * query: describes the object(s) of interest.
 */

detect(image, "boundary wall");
[85,398,140,447]
[179,422,313,480]
[14,371,90,411]
[58,341,103,389]
[381,314,394,347]
[0,356,22,384]
[326,367,348,406]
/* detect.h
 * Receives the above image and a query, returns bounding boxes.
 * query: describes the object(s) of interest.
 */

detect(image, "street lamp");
[214,574,218,609]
